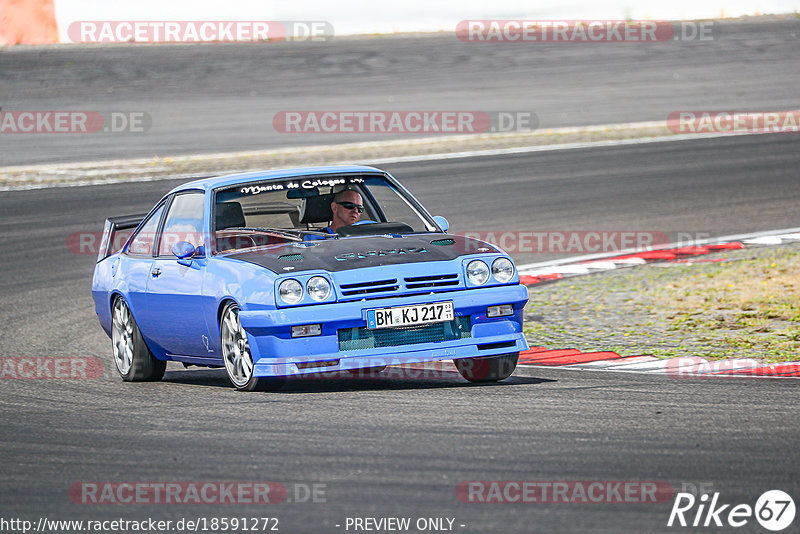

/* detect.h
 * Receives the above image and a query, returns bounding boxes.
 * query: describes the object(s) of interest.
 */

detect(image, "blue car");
[92,166,529,391]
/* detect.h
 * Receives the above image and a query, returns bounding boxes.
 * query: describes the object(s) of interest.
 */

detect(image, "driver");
[327,189,364,233]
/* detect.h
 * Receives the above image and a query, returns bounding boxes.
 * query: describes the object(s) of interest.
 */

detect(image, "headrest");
[300,193,335,225]
[215,202,246,231]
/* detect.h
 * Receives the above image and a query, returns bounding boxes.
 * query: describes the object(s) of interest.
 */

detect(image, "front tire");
[111,297,166,381]
[221,302,285,392]
[454,352,518,383]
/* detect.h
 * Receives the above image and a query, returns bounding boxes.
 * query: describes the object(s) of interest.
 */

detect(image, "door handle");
[151,268,161,277]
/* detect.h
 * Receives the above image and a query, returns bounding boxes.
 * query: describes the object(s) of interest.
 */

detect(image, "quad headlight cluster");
[278,276,332,305]
[466,257,515,286]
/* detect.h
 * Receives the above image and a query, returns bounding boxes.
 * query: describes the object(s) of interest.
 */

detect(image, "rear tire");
[454,352,518,383]
[111,297,166,381]
[221,302,285,392]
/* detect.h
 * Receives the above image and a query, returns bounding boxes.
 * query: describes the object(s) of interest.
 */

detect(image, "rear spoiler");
[97,213,147,262]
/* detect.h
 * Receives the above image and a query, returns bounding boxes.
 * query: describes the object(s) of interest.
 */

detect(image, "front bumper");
[238,284,529,377]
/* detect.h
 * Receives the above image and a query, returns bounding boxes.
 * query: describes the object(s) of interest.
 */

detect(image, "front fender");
[203,257,278,352]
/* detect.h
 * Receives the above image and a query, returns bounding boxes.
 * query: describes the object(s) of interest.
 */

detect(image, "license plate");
[366,301,454,330]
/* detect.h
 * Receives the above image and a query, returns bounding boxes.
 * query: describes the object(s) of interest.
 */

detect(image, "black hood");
[225,234,500,273]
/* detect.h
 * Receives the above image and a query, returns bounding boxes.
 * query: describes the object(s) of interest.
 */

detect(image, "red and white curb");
[517,348,800,379]
[515,228,800,379]
[515,227,800,285]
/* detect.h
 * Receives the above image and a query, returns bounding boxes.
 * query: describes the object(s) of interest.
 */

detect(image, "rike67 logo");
[668,490,795,531]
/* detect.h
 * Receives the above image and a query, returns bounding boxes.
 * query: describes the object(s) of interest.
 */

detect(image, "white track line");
[743,236,784,245]
[563,356,658,368]
[362,132,744,165]
[0,127,766,192]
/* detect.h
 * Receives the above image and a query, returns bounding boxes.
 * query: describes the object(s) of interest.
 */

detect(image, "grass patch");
[523,244,800,362]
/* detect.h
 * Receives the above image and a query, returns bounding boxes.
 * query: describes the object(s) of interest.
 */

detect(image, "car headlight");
[492,257,515,283]
[278,279,303,304]
[466,260,490,285]
[307,276,331,301]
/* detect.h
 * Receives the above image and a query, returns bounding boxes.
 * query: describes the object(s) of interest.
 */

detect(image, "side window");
[128,204,165,256]
[158,192,206,256]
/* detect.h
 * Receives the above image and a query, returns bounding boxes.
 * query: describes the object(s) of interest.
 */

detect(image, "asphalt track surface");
[2,19,800,534]
[1,19,800,166]
[1,134,799,533]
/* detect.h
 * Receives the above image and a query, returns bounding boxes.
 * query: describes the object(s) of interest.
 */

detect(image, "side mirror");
[433,215,449,233]
[172,241,196,260]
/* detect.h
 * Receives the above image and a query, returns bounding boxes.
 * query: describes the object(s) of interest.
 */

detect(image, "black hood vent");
[279,253,304,261]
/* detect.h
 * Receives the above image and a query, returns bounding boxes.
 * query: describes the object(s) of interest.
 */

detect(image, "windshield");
[212,174,438,253]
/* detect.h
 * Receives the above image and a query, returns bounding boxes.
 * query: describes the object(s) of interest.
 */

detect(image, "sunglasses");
[336,201,364,213]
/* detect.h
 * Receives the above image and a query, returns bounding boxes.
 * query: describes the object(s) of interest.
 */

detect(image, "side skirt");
[167,353,225,367]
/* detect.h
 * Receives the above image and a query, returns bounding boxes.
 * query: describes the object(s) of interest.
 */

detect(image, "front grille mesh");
[338,316,471,351]
[339,279,399,296]
[336,273,460,297]
[404,274,460,290]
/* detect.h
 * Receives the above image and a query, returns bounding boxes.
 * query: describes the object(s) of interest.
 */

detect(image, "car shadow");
[162,367,555,393]
[278,372,553,394]
[162,368,232,388]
